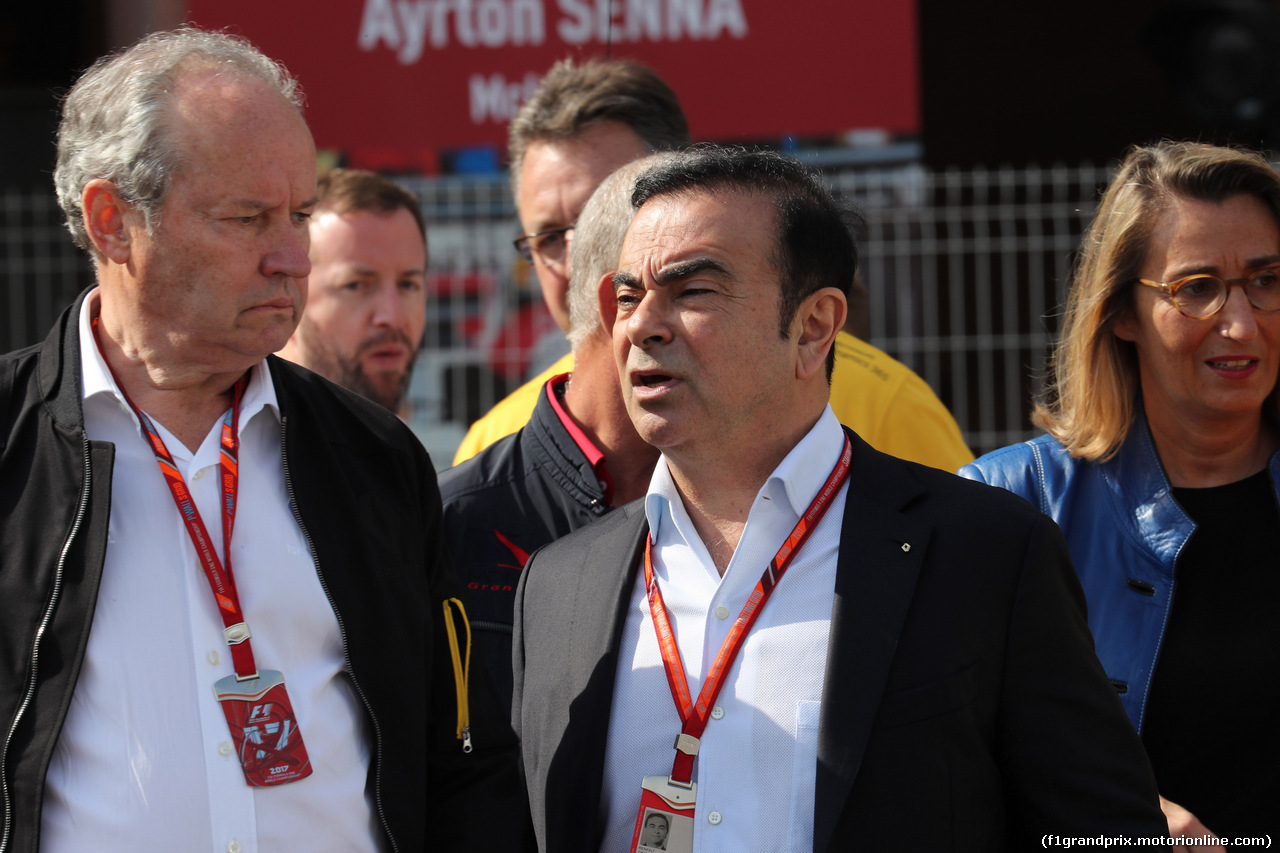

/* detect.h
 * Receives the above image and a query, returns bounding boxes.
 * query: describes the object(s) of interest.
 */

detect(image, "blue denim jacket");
[959,417,1280,732]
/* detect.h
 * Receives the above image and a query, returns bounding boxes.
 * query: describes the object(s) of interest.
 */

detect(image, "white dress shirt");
[39,291,381,853]
[599,407,849,853]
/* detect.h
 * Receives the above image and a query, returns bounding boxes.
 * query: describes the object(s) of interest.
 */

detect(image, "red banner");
[187,0,919,172]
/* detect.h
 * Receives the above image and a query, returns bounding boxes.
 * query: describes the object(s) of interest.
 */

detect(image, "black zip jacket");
[0,292,530,853]
[438,376,609,717]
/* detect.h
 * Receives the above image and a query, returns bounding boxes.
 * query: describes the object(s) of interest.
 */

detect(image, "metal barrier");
[1,162,1113,466]
[833,163,1110,452]
[0,189,93,357]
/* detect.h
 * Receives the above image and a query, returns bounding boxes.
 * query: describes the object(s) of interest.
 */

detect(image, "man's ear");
[82,179,137,264]
[597,271,618,333]
[794,286,846,381]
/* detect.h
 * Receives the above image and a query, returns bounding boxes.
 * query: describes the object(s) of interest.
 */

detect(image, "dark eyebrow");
[612,270,640,292]
[656,257,728,285]
[612,258,729,292]
[612,257,731,293]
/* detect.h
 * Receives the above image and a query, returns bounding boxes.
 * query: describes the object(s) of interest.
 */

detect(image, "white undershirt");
[40,291,381,853]
[598,406,848,853]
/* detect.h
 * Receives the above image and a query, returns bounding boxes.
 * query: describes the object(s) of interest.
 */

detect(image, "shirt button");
[192,469,204,481]
[707,811,722,825]
[714,605,729,620]
[711,705,724,720]
[218,742,234,757]
[208,650,221,666]
[228,841,242,853]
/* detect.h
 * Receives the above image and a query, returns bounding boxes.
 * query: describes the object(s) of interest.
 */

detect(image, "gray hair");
[566,155,674,349]
[54,27,303,255]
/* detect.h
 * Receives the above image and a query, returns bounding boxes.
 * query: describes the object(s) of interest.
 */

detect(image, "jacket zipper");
[279,416,399,853]
[1,435,92,853]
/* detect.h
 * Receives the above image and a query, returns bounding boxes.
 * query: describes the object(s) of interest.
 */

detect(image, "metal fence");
[0,162,1113,465]
[1,189,94,356]
[829,162,1111,452]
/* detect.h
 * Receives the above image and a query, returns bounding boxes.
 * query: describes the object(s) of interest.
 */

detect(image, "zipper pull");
[461,725,473,754]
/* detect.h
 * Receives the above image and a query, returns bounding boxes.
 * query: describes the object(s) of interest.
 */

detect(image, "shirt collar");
[644,405,846,539]
[78,287,281,432]
[545,372,614,504]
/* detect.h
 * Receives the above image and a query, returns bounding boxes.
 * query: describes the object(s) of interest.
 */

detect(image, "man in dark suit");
[511,147,1169,851]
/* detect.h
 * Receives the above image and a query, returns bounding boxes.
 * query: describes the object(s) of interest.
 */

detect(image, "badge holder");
[628,735,698,853]
[629,437,852,853]
[92,326,315,788]
[214,665,312,787]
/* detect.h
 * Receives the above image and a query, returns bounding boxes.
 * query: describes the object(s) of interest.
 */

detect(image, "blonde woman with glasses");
[962,141,1280,847]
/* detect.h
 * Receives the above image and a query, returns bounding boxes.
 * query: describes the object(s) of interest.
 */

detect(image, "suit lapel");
[813,431,931,853]
[551,502,649,852]
[568,503,649,694]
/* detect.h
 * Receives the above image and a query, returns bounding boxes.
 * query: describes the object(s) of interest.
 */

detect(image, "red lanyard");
[644,433,852,785]
[91,317,259,681]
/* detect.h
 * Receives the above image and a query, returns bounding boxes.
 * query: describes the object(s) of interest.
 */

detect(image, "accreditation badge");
[213,669,313,787]
[628,775,696,853]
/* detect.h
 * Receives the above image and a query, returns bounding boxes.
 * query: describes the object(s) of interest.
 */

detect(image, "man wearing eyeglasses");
[455,65,972,474]
[442,59,974,714]
[440,155,667,714]
[452,58,690,463]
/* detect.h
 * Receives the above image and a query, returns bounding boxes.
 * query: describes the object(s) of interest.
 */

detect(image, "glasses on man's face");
[513,224,574,268]
[1137,263,1280,319]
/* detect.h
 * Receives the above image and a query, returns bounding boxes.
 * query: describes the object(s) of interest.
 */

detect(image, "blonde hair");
[1034,141,1280,460]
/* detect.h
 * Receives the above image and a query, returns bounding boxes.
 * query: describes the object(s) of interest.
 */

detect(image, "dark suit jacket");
[512,430,1167,851]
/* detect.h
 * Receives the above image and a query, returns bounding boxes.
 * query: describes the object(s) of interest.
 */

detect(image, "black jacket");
[438,376,609,715]
[0,292,528,853]
[512,428,1169,851]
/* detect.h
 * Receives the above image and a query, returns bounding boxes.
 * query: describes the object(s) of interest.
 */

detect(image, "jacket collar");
[43,288,287,435]
[556,501,647,852]
[1097,411,1194,568]
[523,375,608,510]
[565,431,935,853]
[1098,408,1280,570]
[40,287,92,432]
[813,428,930,853]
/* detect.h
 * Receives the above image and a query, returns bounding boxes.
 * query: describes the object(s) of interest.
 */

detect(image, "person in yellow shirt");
[456,333,971,471]
[454,56,688,465]
[828,330,972,471]
[454,60,971,472]
[453,352,570,464]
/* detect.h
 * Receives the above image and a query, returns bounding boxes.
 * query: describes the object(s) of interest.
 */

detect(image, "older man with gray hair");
[439,156,666,713]
[0,27,524,853]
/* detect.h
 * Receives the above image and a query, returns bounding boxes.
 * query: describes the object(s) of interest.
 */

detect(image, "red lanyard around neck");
[91,315,259,680]
[643,432,852,785]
